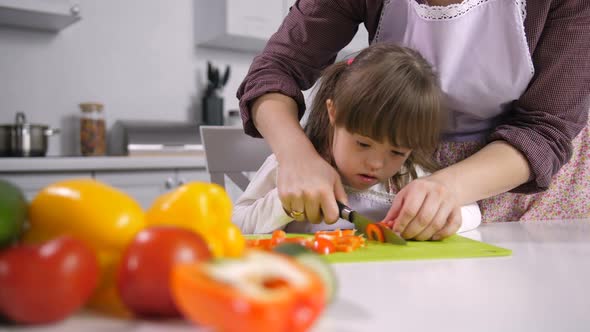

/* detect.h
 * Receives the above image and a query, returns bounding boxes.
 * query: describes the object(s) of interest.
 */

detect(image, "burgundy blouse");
[237,0,590,193]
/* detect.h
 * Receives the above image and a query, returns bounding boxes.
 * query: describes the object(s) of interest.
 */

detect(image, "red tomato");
[117,226,212,317]
[0,236,99,324]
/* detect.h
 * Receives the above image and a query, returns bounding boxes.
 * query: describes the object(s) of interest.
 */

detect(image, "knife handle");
[337,200,354,221]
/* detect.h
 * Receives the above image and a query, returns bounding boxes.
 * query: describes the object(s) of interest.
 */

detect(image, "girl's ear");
[326,99,336,125]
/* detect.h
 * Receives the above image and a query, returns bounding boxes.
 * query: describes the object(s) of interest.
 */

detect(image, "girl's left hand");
[381,177,462,241]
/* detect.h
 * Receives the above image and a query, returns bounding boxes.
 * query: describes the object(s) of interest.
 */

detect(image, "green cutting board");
[248,234,511,263]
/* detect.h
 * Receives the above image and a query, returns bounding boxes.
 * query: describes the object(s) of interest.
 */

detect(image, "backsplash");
[0,0,257,156]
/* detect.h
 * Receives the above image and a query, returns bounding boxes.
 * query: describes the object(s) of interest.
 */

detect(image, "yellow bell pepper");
[146,182,244,258]
[23,178,145,316]
[24,178,145,252]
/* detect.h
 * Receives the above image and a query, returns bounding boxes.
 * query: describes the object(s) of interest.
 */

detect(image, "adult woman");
[237,0,590,240]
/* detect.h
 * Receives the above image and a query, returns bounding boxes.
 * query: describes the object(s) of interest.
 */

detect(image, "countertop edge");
[0,155,207,172]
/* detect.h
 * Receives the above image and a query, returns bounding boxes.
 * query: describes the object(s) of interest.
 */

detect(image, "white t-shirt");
[232,154,481,235]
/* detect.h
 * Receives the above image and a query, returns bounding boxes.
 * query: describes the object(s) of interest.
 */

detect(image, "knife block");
[202,93,224,126]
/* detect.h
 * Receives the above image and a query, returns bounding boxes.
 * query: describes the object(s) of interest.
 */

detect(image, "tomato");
[0,236,99,324]
[117,226,212,317]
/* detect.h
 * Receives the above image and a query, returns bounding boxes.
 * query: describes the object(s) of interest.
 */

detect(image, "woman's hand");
[251,93,347,225]
[278,149,347,224]
[382,177,462,241]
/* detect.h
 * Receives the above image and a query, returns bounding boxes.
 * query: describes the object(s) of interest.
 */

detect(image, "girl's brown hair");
[304,43,445,191]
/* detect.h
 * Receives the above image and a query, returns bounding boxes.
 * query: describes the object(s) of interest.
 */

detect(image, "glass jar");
[79,102,106,156]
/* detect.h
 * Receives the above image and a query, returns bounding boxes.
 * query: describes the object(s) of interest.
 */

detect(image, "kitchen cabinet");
[0,172,92,201]
[0,156,211,210]
[0,0,81,32]
[194,0,284,52]
[93,170,178,210]
[195,0,369,54]
[0,156,248,210]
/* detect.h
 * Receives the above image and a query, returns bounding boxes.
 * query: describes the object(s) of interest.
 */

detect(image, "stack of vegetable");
[0,179,335,332]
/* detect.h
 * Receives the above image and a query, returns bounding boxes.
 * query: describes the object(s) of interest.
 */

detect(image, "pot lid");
[0,112,48,129]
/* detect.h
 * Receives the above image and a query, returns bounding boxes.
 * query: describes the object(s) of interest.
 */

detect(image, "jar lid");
[79,102,104,112]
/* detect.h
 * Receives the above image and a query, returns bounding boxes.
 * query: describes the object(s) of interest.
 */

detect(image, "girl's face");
[327,100,411,190]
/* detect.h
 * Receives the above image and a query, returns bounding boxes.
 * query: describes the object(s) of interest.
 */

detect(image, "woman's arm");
[489,0,590,193]
[429,141,531,206]
[237,0,380,223]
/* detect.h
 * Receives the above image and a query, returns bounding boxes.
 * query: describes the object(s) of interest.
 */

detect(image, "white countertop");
[0,154,206,172]
[3,220,590,332]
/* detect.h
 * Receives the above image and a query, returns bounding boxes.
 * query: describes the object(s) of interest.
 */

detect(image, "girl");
[233,43,481,236]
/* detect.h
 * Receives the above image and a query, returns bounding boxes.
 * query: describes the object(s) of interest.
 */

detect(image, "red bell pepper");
[171,250,326,332]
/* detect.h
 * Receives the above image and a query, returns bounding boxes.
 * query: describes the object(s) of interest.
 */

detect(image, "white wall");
[0,0,257,156]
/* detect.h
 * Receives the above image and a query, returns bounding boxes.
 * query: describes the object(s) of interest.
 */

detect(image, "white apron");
[374,0,534,141]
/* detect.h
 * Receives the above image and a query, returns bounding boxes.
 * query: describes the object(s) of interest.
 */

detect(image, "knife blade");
[337,201,407,245]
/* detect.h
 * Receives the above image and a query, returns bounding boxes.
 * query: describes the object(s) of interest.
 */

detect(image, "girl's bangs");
[334,76,442,152]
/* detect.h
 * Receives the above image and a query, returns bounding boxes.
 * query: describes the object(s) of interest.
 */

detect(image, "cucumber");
[273,243,338,303]
[0,180,27,248]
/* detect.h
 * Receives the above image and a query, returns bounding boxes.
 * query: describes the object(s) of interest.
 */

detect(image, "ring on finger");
[289,210,305,219]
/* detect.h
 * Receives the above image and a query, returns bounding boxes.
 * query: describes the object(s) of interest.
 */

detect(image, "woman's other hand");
[382,177,462,240]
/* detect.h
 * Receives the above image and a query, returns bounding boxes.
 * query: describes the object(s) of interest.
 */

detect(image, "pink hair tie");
[347,57,355,65]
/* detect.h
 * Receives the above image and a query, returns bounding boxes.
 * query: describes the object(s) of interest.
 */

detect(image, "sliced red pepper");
[245,238,274,251]
[311,237,336,255]
[171,251,325,332]
[247,229,365,254]
[271,229,287,245]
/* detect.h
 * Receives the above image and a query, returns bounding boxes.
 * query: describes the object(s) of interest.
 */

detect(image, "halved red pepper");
[171,251,326,332]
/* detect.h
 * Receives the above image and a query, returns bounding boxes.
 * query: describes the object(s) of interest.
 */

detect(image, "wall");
[0,0,258,156]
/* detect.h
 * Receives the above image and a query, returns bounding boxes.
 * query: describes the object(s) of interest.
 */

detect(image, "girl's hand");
[278,149,347,225]
[382,177,462,241]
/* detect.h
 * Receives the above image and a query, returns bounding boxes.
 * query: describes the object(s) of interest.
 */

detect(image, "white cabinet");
[175,169,210,187]
[1,172,92,201]
[0,0,81,32]
[195,0,284,52]
[196,0,369,54]
[94,169,212,209]
[93,170,177,210]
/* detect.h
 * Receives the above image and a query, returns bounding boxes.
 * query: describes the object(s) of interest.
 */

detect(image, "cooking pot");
[0,112,60,157]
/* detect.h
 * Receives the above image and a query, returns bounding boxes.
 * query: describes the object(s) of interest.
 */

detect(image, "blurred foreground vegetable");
[23,179,145,317]
[0,236,99,324]
[171,250,325,332]
[117,226,212,317]
[146,182,245,258]
[0,180,27,248]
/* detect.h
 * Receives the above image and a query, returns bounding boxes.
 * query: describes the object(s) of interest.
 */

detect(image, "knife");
[337,201,407,245]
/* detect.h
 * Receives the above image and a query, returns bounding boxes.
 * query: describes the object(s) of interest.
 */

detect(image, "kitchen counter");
[0,154,206,172]
[4,220,590,332]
